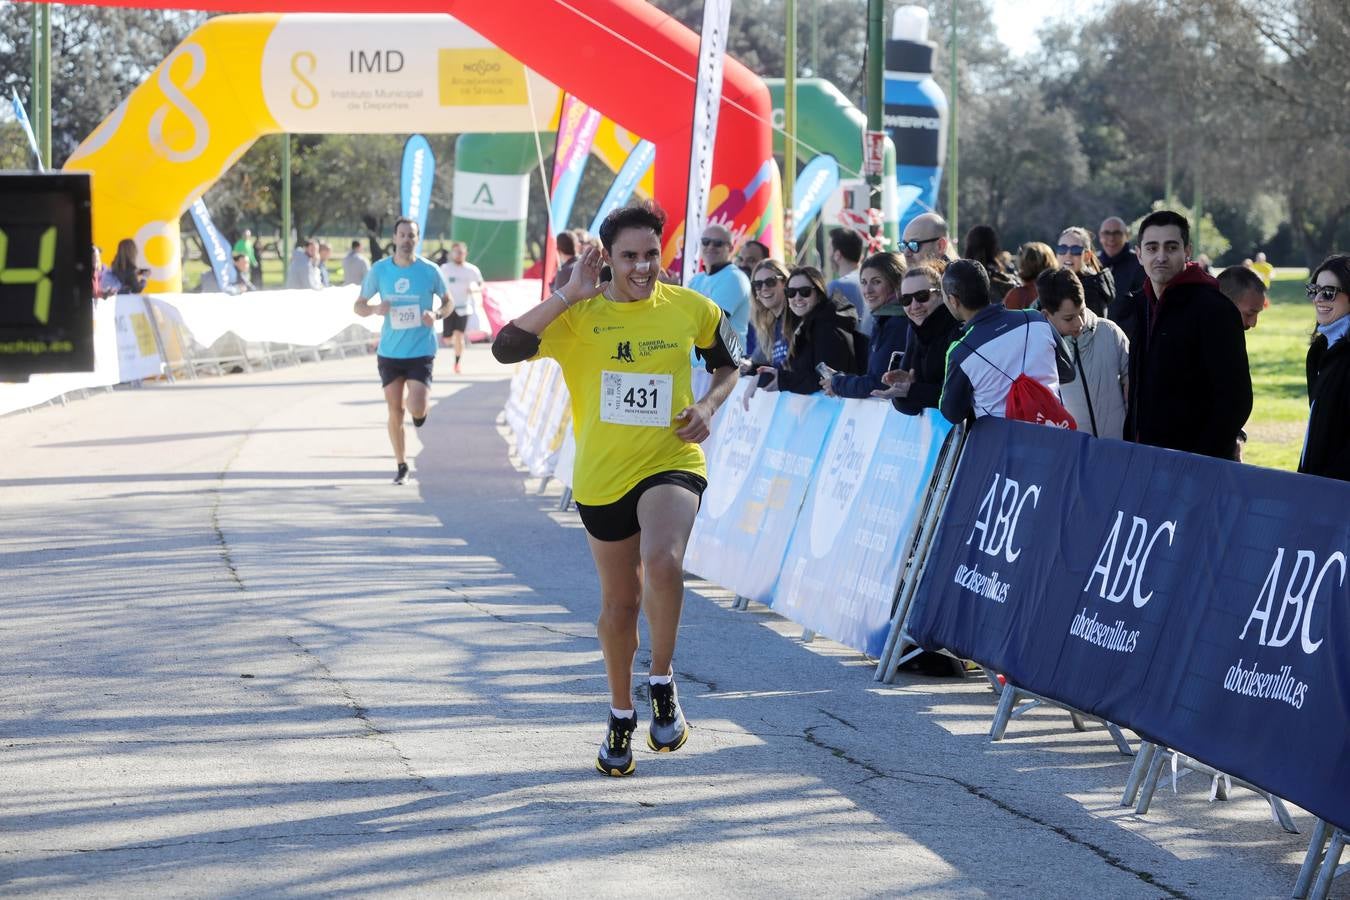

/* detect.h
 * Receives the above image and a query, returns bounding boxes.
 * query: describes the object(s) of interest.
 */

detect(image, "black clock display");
[0,172,94,380]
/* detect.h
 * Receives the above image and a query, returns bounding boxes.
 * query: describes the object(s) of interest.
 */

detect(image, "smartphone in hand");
[888,351,904,372]
[815,362,834,379]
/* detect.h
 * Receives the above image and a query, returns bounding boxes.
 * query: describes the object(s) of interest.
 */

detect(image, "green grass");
[1244,270,1314,471]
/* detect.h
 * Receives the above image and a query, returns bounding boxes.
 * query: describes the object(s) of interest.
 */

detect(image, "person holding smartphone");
[823,251,910,399]
[874,262,962,415]
[754,266,864,395]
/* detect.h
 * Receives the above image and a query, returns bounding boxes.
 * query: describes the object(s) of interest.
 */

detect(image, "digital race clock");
[0,172,94,380]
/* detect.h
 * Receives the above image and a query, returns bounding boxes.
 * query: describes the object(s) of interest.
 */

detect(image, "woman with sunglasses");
[875,263,961,414]
[756,266,864,394]
[1056,227,1116,319]
[1299,254,1350,481]
[824,252,911,398]
[742,259,792,370]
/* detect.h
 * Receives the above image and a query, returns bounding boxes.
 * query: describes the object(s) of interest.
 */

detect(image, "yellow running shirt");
[534,281,723,505]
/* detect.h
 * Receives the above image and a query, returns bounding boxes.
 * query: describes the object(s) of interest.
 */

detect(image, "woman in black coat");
[1299,254,1350,481]
[756,266,864,395]
[825,251,910,398]
[874,262,961,414]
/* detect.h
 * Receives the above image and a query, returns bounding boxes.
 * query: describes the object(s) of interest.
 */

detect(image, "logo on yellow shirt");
[611,341,635,363]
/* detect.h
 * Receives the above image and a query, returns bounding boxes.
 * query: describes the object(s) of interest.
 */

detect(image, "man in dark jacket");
[1099,216,1145,335]
[1124,210,1252,459]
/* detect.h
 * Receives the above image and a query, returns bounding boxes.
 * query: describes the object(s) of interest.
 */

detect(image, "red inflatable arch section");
[58,0,780,263]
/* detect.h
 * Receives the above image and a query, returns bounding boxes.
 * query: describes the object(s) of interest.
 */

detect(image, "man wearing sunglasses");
[1124,210,1252,460]
[899,212,956,269]
[688,223,752,350]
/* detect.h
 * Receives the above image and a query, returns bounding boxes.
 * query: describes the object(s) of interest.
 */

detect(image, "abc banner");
[685,387,839,605]
[774,403,951,657]
[907,417,1350,832]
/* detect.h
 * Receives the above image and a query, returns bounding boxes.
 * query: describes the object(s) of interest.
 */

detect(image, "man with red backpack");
[938,259,1075,426]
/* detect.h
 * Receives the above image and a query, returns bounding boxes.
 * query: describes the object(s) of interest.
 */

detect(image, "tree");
[0,6,204,165]
[956,81,1089,247]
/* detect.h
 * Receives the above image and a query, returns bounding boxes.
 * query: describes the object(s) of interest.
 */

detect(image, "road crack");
[799,724,1190,899]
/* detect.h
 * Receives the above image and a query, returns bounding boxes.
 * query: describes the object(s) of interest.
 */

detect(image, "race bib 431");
[600,371,673,427]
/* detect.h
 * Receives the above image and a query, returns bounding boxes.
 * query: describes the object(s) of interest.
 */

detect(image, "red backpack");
[964,317,1077,430]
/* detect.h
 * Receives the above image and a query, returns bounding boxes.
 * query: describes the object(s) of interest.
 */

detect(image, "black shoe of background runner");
[393,463,410,485]
[647,681,689,752]
[412,414,427,428]
[596,712,637,777]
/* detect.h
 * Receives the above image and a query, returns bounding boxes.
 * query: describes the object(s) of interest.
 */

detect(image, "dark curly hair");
[598,202,667,252]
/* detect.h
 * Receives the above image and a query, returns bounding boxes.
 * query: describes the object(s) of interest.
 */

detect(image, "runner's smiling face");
[605,227,661,302]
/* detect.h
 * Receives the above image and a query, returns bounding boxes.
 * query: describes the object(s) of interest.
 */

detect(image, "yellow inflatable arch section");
[65,13,652,292]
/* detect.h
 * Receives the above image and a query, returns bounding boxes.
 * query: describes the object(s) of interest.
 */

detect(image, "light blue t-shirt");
[688,264,751,348]
[361,256,448,359]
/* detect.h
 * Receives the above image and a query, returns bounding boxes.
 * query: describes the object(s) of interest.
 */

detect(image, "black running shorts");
[575,470,707,542]
[442,310,469,336]
[377,355,435,387]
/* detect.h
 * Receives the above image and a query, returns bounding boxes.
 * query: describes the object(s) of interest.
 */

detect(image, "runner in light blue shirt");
[354,218,452,484]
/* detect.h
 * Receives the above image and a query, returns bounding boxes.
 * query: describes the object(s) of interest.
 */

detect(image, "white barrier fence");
[1,279,547,419]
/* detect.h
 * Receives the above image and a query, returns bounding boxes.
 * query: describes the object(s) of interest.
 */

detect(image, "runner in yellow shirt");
[492,204,741,776]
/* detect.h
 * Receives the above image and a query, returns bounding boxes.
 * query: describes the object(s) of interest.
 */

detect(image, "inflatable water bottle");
[885,6,948,231]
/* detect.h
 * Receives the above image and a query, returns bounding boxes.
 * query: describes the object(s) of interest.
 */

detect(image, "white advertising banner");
[259,14,557,134]
[114,295,167,383]
[452,171,530,222]
[681,0,734,284]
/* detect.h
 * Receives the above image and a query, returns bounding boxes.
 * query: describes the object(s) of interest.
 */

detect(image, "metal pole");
[1164,133,1174,208]
[948,0,959,238]
[30,3,39,137]
[37,2,52,168]
[866,0,884,226]
[784,0,798,265]
[281,134,292,287]
[1193,171,1203,259]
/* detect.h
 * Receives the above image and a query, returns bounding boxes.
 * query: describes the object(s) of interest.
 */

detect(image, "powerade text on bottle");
[884,6,948,232]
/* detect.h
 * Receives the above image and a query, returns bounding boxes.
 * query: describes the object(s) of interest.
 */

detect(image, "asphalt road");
[0,347,1326,897]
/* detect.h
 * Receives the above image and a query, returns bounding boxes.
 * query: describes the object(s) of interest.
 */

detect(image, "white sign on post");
[863,130,886,177]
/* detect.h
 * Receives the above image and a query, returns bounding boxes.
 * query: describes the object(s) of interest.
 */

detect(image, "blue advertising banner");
[686,390,840,604]
[188,198,233,293]
[10,88,43,170]
[791,154,840,242]
[774,402,951,656]
[589,139,656,236]
[907,417,1350,832]
[400,134,435,250]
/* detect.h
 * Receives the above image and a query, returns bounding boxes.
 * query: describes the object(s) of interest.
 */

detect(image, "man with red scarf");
[1124,210,1252,459]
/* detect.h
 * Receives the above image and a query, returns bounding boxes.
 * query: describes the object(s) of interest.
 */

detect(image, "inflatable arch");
[65,5,775,292]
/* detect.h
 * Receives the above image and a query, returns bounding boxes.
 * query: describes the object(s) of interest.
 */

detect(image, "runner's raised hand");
[562,245,611,304]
